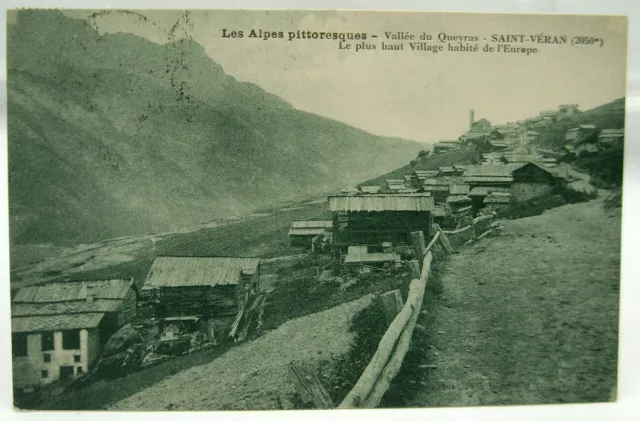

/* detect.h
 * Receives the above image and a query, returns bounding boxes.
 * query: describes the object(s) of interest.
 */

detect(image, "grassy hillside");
[397,197,620,407]
[7,10,422,246]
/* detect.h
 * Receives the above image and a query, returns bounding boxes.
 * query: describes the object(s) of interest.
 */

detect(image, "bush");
[326,298,391,404]
[501,194,567,219]
[558,184,598,204]
[575,147,623,188]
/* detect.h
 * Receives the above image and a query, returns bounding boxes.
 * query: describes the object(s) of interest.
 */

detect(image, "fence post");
[470,217,477,242]
[379,290,404,325]
[433,223,455,253]
[410,231,427,269]
[409,260,420,279]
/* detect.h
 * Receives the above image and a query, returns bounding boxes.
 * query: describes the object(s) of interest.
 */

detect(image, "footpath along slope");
[406,197,620,406]
[110,295,375,410]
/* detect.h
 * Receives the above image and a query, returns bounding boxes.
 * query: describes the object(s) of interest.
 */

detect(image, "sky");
[50,10,628,144]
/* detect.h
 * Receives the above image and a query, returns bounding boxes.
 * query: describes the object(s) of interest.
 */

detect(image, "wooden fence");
[289,215,498,409]
[442,213,498,246]
[337,215,498,409]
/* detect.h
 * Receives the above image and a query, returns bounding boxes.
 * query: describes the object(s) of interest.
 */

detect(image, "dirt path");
[109,295,374,411]
[408,197,620,406]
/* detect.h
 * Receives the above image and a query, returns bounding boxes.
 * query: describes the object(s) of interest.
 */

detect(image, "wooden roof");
[290,220,333,229]
[12,300,123,317]
[12,313,105,333]
[142,256,260,290]
[12,279,133,333]
[484,196,511,204]
[469,187,511,196]
[359,185,381,194]
[446,195,472,204]
[449,184,470,195]
[329,194,435,212]
[13,279,132,304]
[464,164,523,178]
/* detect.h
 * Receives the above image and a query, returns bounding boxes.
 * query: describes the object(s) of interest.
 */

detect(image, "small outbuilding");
[598,128,624,149]
[288,220,333,248]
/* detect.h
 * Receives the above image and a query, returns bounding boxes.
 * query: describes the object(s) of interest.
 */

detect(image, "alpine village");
[7,9,624,412]
[10,99,624,410]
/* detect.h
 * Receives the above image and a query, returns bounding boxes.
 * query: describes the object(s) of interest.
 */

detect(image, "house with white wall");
[11,279,136,392]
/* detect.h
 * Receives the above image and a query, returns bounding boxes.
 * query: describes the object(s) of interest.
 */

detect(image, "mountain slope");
[7,10,422,245]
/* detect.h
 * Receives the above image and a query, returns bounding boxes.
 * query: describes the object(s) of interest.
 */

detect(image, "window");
[76,366,83,374]
[43,354,51,363]
[62,330,80,350]
[41,370,48,379]
[41,332,54,351]
[74,354,81,363]
[11,334,28,357]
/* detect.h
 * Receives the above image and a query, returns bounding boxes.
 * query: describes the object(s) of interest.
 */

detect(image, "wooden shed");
[328,193,434,247]
[288,220,333,248]
[140,256,260,321]
[510,162,558,202]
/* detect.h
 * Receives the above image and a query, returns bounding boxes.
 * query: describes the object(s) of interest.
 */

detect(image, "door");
[59,366,75,379]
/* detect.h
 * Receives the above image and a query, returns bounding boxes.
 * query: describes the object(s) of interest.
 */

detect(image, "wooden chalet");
[453,164,470,175]
[598,128,624,149]
[359,185,381,194]
[565,124,597,144]
[411,170,439,188]
[328,193,434,247]
[481,152,505,165]
[140,256,260,323]
[385,179,405,191]
[421,179,450,204]
[288,220,333,248]
[483,194,512,212]
[438,166,458,176]
[340,186,359,195]
[465,162,558,212]
[449,183,470,196]
[433,141,459,154]
[510,162,558,202]
[463,164,517,188]
[487,140,509,151]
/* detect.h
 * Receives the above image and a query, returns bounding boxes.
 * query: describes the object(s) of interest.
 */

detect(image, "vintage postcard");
[6,9,626,411]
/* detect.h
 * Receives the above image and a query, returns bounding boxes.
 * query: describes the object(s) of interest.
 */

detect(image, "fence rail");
[338,249,433,409]
[338,216,498,409]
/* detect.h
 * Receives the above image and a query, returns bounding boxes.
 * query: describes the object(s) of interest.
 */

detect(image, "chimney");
[469,109,475,131]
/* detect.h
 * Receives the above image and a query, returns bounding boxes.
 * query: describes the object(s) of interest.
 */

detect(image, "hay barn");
[328,193,434,247]
[288,220,333,248]
[140,256,260,325]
